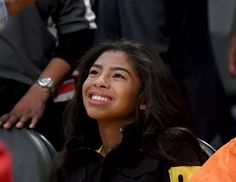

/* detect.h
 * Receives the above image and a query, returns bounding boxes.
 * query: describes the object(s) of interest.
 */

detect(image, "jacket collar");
[66,122,142,152]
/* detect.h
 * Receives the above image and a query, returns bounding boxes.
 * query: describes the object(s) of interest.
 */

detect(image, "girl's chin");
[87,113,108,121]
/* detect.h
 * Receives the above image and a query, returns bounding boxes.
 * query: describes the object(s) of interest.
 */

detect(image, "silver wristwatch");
[36,76,56,93]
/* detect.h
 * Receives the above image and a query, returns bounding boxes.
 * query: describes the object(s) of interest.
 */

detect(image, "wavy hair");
[55,40,205,176]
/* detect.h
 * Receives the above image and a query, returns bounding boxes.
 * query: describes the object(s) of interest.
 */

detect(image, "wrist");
[36,76,56,94]
[30,83,51,102]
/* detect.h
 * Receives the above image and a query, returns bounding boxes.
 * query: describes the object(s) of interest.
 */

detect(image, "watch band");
[36,76,56,93]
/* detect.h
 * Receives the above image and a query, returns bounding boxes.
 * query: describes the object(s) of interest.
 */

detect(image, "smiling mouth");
[91,95,112,102]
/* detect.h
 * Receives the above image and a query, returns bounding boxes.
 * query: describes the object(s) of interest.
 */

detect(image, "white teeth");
[91,95,110,102]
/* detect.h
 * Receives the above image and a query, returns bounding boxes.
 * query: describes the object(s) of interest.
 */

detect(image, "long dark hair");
[55,40,205,176]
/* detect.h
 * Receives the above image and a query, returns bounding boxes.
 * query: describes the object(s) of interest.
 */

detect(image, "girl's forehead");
[94,51,134,67]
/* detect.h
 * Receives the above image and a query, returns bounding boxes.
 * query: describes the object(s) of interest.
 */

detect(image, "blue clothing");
[0,0,7,31]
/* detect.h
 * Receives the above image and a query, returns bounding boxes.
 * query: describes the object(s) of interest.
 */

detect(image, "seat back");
[0,127,57,182]
[198,138,216,157]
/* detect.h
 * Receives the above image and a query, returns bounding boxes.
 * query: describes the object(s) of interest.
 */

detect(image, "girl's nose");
[93,76,110,88]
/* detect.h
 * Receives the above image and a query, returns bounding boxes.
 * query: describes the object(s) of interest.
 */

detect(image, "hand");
[0,84,50,129]
[228,34,236,77]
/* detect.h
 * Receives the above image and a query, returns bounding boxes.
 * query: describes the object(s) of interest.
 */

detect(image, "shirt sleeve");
[51,0,97,67]
[52,0,97,34]
[53,29,94,67]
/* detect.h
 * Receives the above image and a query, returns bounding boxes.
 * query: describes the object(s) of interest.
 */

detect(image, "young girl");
[54,40,207,182]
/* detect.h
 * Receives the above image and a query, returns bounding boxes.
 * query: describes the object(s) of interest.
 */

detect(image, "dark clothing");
[0,79,65,150]
[0,0,97,150]
[0,0,96,85]
[62,147,172,182]
[95,0,234,143]
[57,125,204,182]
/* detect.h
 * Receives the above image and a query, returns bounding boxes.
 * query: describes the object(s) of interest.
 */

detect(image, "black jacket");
[59,125,204,182]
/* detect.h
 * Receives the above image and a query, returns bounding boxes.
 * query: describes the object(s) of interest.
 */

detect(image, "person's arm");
[0,58,71,129]
[0,30,92,129]
[0,0,96,129]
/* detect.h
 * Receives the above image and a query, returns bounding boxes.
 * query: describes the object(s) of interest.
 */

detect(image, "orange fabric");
[190,137,236,182]
[0,142,12,182]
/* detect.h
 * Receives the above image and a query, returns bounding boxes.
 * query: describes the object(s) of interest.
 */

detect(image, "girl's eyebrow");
[91,64,131,76]
[91,64,102,68]
[110,67,131,75]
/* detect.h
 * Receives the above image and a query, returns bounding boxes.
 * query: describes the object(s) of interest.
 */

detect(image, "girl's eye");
[113,73,125,79]
[89,69,99,76]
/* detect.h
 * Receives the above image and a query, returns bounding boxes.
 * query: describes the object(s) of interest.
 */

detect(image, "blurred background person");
[0,0,97,150]
[95,0,235,148]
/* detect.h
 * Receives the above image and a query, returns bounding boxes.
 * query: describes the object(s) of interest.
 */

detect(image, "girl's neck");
[98,123,124,156]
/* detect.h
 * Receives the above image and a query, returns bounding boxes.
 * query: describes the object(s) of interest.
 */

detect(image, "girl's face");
[82,51,141,125]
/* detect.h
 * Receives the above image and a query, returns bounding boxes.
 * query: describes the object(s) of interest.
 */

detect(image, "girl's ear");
[139,103,147,110]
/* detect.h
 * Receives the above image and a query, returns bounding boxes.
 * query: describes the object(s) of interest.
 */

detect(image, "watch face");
[37,77,55,92]
[40,78,51,86]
